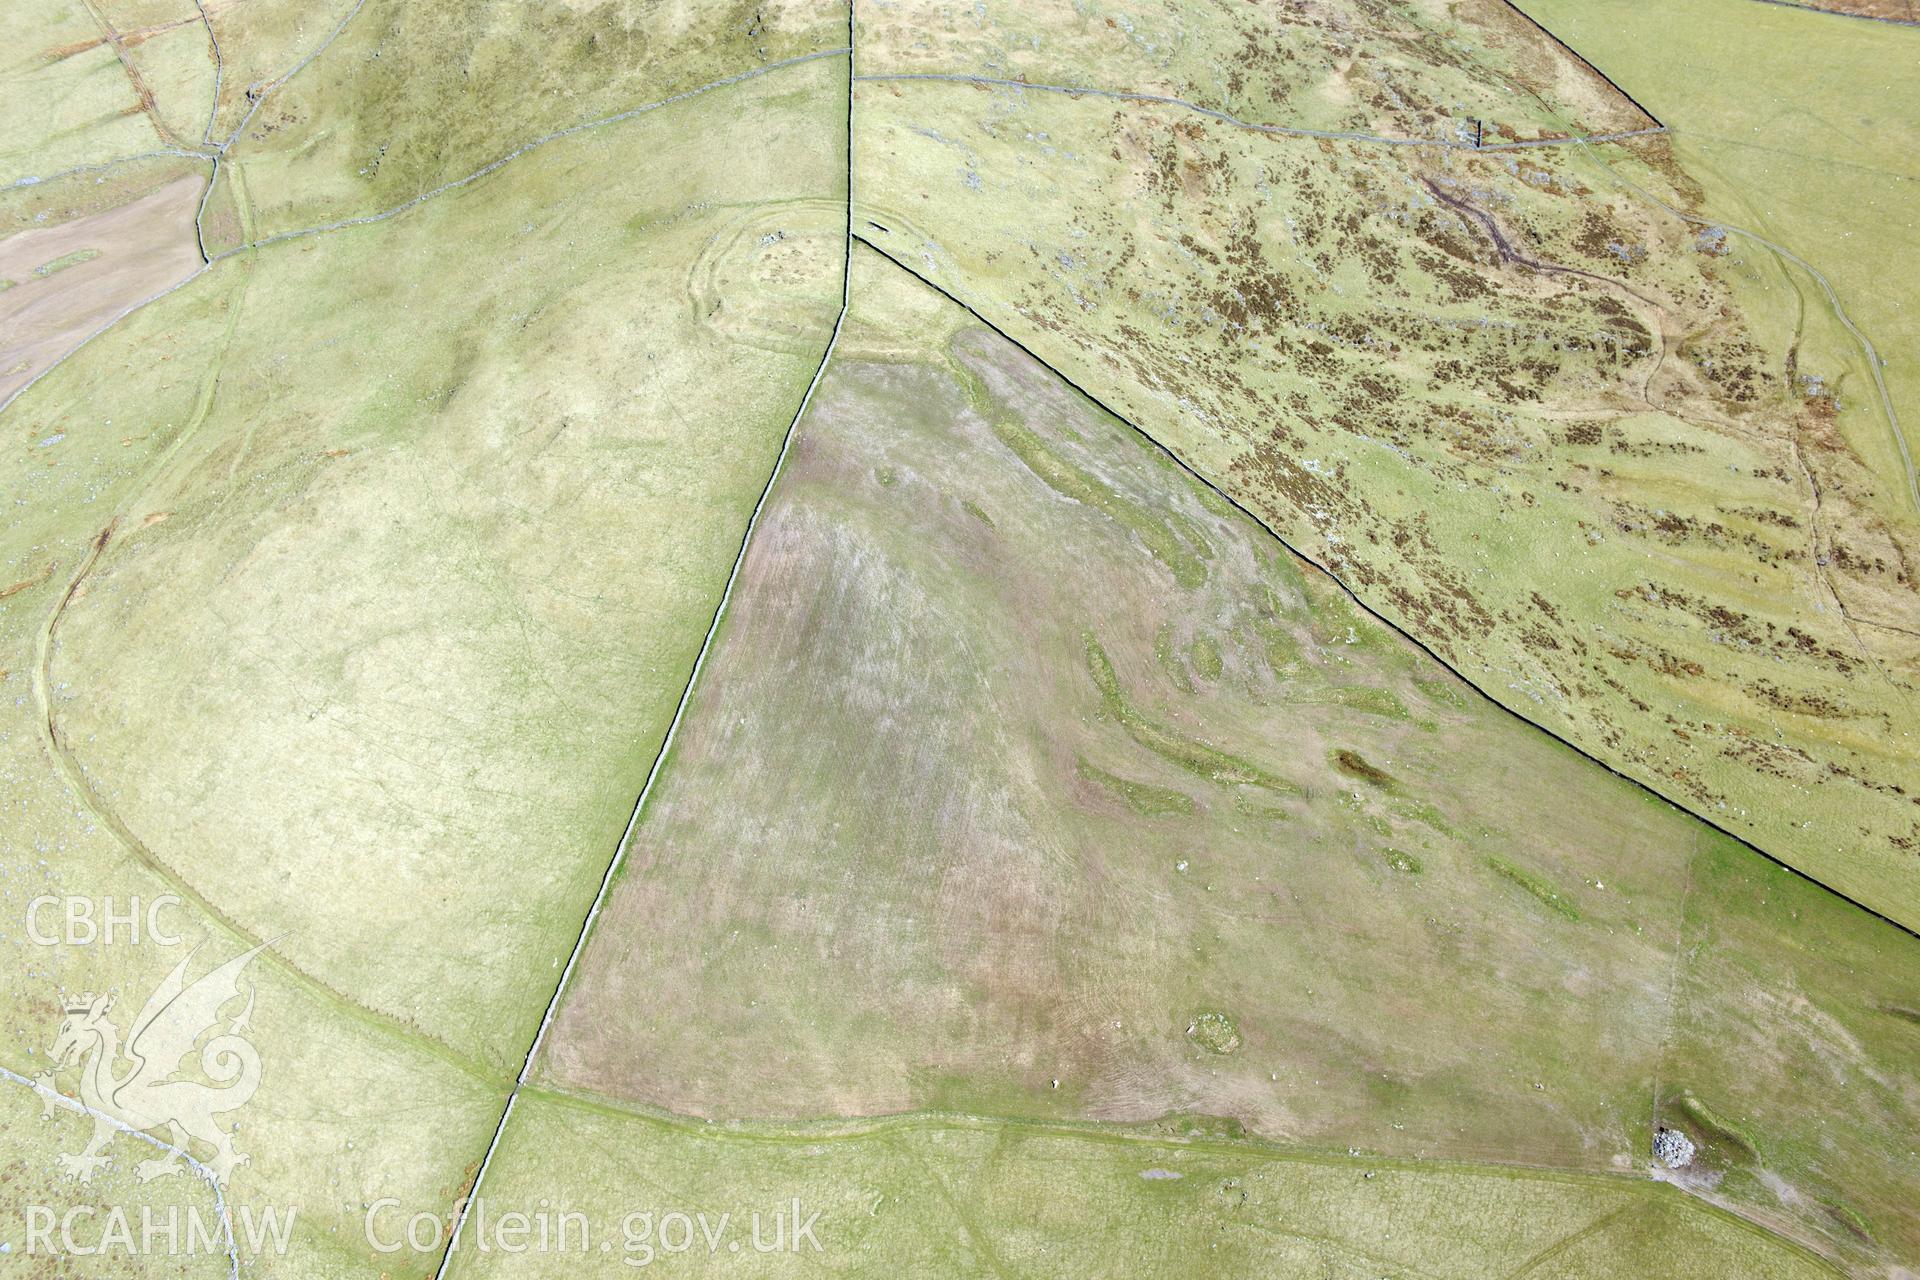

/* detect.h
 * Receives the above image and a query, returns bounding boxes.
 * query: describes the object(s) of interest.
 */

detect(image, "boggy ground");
[540,247,1920,1274]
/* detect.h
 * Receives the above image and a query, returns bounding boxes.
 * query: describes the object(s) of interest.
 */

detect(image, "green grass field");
[20,56,844,1067]
[2,0,1913,1275]
[2,1,166,181]
[0,1084,232,1277]
[445,1090,1841,1278]
[1,26,846,1278]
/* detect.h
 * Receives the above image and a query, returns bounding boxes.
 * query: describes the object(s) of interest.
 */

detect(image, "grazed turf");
[1,151,199,235]
[0,258,507,1275]
[0,44,844,1279]
[199,0,363,141]
[853,0,1652,143]
[0,1084,231,1276]
[11,57,844,1068]
[5,1,1914,1276]
[1658,839,1920,1272]
[1748,0,1917,21]
[1,1,165,181]
[443,1089,1841,1279]
[103,1,217,147]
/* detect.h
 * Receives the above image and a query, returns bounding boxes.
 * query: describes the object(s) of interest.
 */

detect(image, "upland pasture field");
[2,0,1913,1276]
[538,246,1920,1273]
[850,0,1920,927]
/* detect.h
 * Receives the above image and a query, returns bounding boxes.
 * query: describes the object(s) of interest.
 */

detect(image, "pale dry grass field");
[0,11,848,1276]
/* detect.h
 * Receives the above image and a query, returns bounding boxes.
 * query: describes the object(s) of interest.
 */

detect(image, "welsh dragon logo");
[37,943,268,1186]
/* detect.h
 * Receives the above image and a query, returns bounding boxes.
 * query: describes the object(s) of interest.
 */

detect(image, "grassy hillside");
[850,0,1920,926]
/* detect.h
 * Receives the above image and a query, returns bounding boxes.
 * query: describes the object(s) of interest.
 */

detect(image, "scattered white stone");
[1654,1128,1696,1169]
